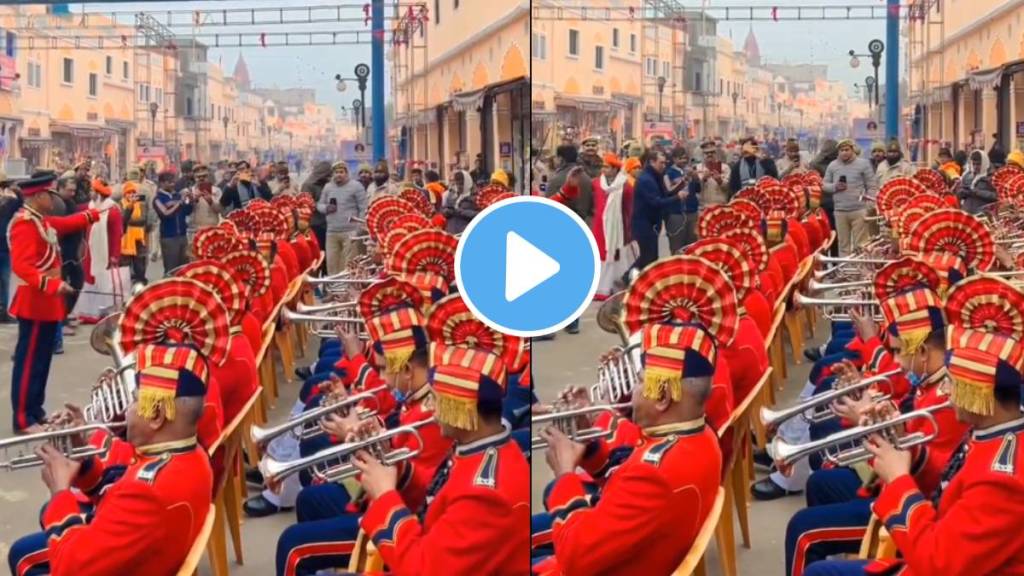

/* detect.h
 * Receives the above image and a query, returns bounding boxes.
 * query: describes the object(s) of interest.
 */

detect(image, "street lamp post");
[656,76,666,123]
[731,91,739,136]
[336,64,370,134]
[149,102,159,147]
[849,41,884,108]
[222,115,229,158]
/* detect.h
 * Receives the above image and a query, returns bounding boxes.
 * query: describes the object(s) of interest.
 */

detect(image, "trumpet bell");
[90,312,123,356]
[595,291,628,344]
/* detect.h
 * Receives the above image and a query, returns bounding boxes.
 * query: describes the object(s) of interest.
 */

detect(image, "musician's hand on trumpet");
[352,449,397,500]
[335,325,363,360]
[539,426,585,477]
[35,443,81,495]
[863,432,912,484]
[320,407,362,440]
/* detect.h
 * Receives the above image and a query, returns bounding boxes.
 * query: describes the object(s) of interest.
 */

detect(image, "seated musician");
[351,342,530,575]
[7,343,214,576]
[784,257,967,576]
[805,276,1024,576]
[273,279,453,575]
[531,255,728,575]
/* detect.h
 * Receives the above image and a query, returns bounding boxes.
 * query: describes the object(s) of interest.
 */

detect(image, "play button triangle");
[505,231,560,302]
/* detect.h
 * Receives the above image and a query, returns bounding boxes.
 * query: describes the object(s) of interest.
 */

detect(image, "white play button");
[504,231,561,302]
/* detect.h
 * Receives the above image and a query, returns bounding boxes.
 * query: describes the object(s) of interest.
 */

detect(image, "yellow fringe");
[137,389,177,421]
[383,348,415,376]
[643,369,683,402]
[435,394,479,431]
[950,377,995,416]
[900,330,930,357]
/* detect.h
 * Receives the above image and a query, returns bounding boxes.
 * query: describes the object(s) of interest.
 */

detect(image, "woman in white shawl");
[442,170,479,234]
[592,154,636,296]
[75,178,125,323]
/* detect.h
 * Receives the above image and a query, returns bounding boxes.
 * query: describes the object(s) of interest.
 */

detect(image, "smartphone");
[839,176,847,184]
[329,198,338,207]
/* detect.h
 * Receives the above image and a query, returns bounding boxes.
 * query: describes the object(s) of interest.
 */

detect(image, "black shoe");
[0,314,15,325]
[751,477,802,501]
[565,323,580,335]
[534,333,556,341]
[245,468,265,486]
[243,495,291,518]
[752,450,774,472]
[803,346,823,362]
[294,366,312,380]
[54,344,64,355]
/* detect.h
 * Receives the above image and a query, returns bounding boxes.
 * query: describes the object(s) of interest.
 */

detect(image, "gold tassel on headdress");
[137,388,177,421]
[643,367,684,402]
[900,329,930,358]
[950,376,995,417]
[435,394,479,431]
[383,348,415,376]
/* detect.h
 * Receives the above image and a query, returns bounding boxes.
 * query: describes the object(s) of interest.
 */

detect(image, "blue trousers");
[504,384,534,430]
[784,468,869,576]
[295,483,353,523]
[8,500,91,576]
[11,319,58,431]
[0,251,9,310]
[531,512,554,558]
[805,560,869,576]
[275,511,361,576]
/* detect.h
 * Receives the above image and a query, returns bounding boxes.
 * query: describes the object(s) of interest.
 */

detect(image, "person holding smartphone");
[822,139,878,256]
[316,161,368,275]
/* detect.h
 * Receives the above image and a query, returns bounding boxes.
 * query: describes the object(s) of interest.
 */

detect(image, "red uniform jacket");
[771,241,800,286]
[275,239,300,281]
[871,417,1024,576]
[39,437,212,576]
[708,357,734,435]
[360,430,530,576]
[333,353,398,417]
[9,206,98,322]
[289,236,313,272]
[198,375,224,452]
[744,289,774,339]
[241,312,265,357]
[722,315,770,405]
[851,336,911,402]
[211,332,259,424]
[393,387,453,511]
[539,419,722,576]
[269,257,289,304]
[786,218,811,260]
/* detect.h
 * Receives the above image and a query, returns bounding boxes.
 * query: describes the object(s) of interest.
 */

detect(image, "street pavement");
[533,303,824,576]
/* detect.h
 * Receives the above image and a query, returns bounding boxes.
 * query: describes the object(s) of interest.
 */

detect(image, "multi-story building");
[392,0,529,189]
[907,0,1024,162]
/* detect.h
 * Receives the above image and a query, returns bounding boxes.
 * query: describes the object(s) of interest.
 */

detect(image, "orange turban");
[603,153,622,169]
[91,178,112,197]
[624,158,642,174]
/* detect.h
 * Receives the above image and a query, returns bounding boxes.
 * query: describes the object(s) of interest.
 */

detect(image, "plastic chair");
[347,529,385,573]
[176,503,215,576]
[672,487,726,576]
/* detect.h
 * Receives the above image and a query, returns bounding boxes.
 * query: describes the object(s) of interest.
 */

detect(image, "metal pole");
[151,114,156,146]
[885,0,900,140]
[371,0,386,162]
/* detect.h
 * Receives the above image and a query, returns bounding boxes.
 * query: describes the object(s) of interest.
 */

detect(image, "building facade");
[392,0,529,190]
[907,0,1024,163]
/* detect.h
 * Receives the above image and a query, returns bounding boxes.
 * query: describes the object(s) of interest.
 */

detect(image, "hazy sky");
[71,0,899,108]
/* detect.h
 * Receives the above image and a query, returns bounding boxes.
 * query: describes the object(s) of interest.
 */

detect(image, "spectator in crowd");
[0,175,22,323]
[664,145,700,253]
[442,170,479,235]
[822,139,878,256]
[876,139,915,184]
[959,149,997,215]
[545,144,594,227]
[154,171,191,274]
[729,137,779,194]
[317,162,368,275]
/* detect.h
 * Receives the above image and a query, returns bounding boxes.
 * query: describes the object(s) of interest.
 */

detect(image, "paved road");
[533,303,824,576]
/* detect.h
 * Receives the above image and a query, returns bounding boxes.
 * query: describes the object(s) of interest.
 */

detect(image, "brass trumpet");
[807,278,872,293]
[759,369,901,428]
[530,403,631,451]
[792,291,882,322]
[771,403,948,467]
[589,344,641,404]
[262,420,431,483]
[0,423,122,471]
[296,301,357,315]
[281,307,369,339]
[250,385,385,446]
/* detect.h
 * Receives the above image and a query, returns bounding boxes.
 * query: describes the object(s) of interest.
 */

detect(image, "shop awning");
[553,95,611,113]
[967,67,1004,91]
[51,121,115,138]
[451,88,486,113]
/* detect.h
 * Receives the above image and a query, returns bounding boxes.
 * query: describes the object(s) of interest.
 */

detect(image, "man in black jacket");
[728,137,779,194]
[219,161,271,212]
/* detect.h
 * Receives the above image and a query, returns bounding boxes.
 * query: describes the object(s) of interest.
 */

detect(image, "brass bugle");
[531,403,631,451]
[807,278,872,293]
[588,344,641,404]
[814,253,893,267]
[792,291,879,309]
[250,385,386,446]
[262,420,432,483]
[0,423,123,471]
[281,307,366,326]
[759,369,901,428]
[771,403,948,467]
[296,301,357,315]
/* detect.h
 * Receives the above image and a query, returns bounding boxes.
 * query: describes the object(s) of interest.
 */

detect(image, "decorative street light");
[148,102,159,146]
[656,76,667,122]
[222,114,229,157]
[731,91,739,134]
[337,64,370,133]
[849,40,884,107]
